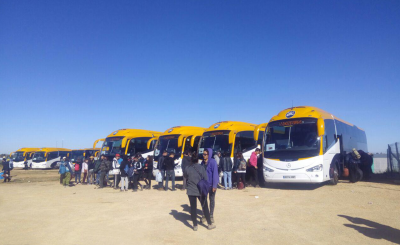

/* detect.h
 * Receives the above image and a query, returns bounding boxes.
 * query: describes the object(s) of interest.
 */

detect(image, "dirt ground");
[1,169,400,245]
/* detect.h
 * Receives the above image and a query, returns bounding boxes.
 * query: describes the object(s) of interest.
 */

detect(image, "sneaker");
[193,226,198,231]
[158,188,164,191]
[171,189,177,191]
[208,224,216,230]
[133,189,137,192]
[120,190,124,192]
[211,216,215,223]
[200,216,206,224]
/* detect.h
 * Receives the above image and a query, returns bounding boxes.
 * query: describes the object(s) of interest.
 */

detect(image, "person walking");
[132,155,143,192]
[233,152,247,189]
[143,155,154,190]
[2,157,11,183]
[164,152,177,191]
[156,151,168,190]
[87,156,95,185]
[201,148,219,224]
[249,148,260,187]
[112,154,122,189]
[119,155,129,192]
[98,155,111,189]
[220,152,233,190]
[184,153,216,231]
[181,151,191,191]
[82,159,89,184]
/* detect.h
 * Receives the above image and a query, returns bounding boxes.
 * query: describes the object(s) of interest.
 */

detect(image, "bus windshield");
[264,118,320,160]
[11,152,25,162]
[32,152,46,162]
[71,151,84,162]
[199,130,231,159]
[154,135,181,161]
[101,137,124,156]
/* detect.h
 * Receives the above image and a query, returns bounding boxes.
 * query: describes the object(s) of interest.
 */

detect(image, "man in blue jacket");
[201,148,219,224]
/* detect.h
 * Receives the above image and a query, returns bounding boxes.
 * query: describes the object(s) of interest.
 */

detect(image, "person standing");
[82,159,89,184]
[74,160,82,184]
[60,158,72,187]
[201,148,219,224]
[184,153,216,231]
[214,151,222,186]
[233,152,247,189]
[249,148,260,188]
[143,155,154,190]
[59,157,67,185]
[94,157,102,186]
[181,151,191,191]
[98,155,111,189]
[156,151,168,190]
[2,157,11,183]
[112,154,122,189]
[164,152,177,191]
[87,156,95,185]
[119,156,129,192]
[132,155,143,192]
[220,153,233,190]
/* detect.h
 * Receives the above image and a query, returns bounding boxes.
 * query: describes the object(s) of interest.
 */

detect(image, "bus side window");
[234,131,257,154]
[47,152,58,161]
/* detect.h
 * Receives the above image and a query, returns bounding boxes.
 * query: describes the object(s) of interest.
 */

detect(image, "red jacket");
[249,152,258,167]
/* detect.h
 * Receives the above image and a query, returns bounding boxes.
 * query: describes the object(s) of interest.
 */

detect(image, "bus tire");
[329,161,339,185]
[51,162,58,169]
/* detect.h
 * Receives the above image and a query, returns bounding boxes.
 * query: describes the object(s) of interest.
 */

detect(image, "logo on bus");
[214,124,220,129]
[286,163,291,168]
[286,111,295,118]
[168,129,173,133]
[113,131,118,135]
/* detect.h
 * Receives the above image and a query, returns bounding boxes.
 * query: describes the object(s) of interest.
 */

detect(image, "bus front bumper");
[31,162,48,169]
[263,171,324,183]
[12,162,25,168]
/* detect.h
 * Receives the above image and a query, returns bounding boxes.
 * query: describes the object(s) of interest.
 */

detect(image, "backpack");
[74,163,80,171]
[191,165,210,198]
[59,164,66,174]
[124,164,129,175]
[239,160,247,170]
[237,181,244,190]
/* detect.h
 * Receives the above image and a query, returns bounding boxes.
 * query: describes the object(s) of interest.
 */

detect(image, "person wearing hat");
[2,156,11,183]
[87,156,96,185]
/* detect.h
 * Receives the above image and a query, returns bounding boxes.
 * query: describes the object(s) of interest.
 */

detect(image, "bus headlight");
[264,166,274,172]
[306,164,323,172]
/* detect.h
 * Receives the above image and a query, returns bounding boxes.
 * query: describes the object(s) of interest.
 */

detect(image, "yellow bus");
[154,126,206,177]
[99,129,161,159]
[70,148,100,163]
[10,148,41,168]
[31,148,72,169]
[198,121,263,161]
[259,106,368,185]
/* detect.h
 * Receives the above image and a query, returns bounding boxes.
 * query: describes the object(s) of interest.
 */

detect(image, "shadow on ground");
[339,215,400,244]
[170,204,206,229]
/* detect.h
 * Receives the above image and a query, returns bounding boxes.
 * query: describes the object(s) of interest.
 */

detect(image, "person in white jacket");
[82,159,89,184]
[112,154,122,189]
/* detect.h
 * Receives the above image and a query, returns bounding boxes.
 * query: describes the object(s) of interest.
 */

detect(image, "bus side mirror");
[317,118,324,136]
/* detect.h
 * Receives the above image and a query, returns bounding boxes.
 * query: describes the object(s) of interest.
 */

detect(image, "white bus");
[10,148,41,168]
[31,148,71,169]
[259,106,368,185]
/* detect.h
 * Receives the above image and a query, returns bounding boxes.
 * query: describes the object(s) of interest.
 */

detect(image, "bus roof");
[36,148,71,153]
[205,121,258,132]
[106,129,162,138]
[269,106,363,130]
[161,126,206,136]
[72,148,100,151]
[14,148,41,152]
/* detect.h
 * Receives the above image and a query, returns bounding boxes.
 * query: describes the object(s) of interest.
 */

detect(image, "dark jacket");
[88,160,95,170]
[99,159,111,172]
[94,160,101,172]
[201,148,219,189]
[184,163,208,196]
[233,157,246,172]
[119,160,129,177]
[181,155,191,173]
[143,159,153,173]
[220,157,233,172]
[164,156,177,171]
[157,155,166,170]
[133,160,143,174]
[2,159,10,171]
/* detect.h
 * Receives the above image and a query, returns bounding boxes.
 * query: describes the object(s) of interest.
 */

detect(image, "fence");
[387,142,400,173]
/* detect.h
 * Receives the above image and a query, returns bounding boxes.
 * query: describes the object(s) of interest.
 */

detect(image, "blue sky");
[0,0,399,153]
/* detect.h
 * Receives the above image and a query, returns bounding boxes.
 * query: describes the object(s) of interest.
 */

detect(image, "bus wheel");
[329,162,339,185]
[51,163,57,169]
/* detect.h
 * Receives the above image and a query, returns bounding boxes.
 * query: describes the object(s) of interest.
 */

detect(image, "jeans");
[165,170,175,190]
[96,171,101,185]
[144,172,152,188]
[249,167,259,186]
[120,177,129,190]
[133,174,141,190]
[87,169,94,184]
[75,170,81,183]
[60,173,64,184]
[182,176,187,190]
[114,174,120,188]
[99,171,107,188]
[188,195,212,226]
[223,171,232,189]
[158,170,165,188]
[209,190,216,217]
